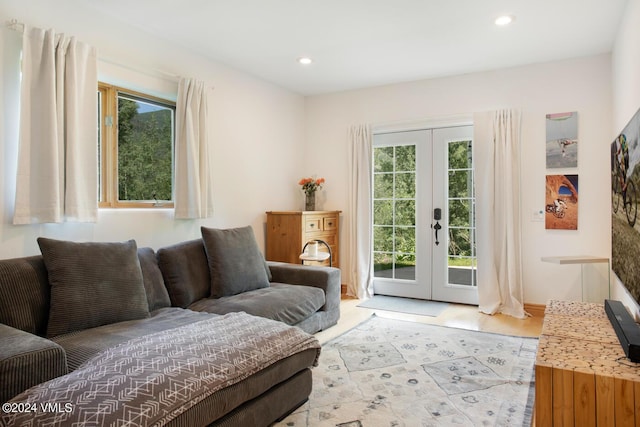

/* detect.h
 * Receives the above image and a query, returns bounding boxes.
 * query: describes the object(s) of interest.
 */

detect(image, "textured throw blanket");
[2,312,320,427]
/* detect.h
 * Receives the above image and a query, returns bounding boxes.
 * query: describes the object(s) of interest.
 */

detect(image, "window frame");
[98,83,176,209]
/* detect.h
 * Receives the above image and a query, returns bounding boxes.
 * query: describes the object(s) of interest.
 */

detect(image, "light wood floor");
[315,296,543,344]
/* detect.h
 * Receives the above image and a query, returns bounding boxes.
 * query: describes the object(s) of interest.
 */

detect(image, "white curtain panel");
[474,109,527,318]
[13,27,97,224]
[174,78,213,219]
[347,124,374,299]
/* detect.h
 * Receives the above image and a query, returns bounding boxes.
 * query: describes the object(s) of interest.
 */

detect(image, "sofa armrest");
[267,262,341,313]
[0,324,67,403]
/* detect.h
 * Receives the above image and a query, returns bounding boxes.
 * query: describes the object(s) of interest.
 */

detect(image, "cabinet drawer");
[305,219,322,232]
[323,216,337,231]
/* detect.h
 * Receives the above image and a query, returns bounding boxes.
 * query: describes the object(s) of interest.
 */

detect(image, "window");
[98,83,175,208]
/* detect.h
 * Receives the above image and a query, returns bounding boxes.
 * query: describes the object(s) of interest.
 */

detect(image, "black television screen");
[611,106,640,304]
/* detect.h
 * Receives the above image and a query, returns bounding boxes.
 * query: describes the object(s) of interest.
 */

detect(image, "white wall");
[612,0,640,316]
[0,0,305,258]
[0,1,620,308]
[305,55,613,304]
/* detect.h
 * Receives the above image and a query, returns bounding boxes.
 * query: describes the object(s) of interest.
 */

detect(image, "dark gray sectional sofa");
[0,226,340,426]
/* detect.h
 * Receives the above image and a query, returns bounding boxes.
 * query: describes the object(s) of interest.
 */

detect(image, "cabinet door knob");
[310,224,315,228]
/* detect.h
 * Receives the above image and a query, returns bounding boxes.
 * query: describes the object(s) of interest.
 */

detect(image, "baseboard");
[524,303,546,318]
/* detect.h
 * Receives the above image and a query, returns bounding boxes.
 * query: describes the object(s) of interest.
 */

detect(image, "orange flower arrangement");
[298,177,325,195]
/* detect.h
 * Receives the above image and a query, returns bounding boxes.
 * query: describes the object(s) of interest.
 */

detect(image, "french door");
[372,125,478,305]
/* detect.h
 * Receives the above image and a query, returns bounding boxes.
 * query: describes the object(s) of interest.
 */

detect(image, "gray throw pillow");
[37,238,150,338]
[201,226,270,298]
[157,239,211,308]
[137,247,171,311]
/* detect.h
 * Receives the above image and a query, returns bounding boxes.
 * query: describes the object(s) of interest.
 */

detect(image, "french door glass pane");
[374,174,393,198]
[447,139,476,287]
[374,146,394,172]
[373,145,416,280]
[395,172,415,198]
[396,145,416,171]
[374,226,393,252]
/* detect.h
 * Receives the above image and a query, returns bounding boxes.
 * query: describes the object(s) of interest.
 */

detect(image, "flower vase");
[305,192,316,211]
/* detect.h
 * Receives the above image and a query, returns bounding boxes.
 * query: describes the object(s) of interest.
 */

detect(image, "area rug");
[275,315,537,427]
[356,295,450,317]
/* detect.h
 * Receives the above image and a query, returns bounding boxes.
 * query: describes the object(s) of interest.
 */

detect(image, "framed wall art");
[546,111,578,169]
[545,174,578,230]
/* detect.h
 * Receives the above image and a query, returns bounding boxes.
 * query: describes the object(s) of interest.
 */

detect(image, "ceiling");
[83,0,628,96]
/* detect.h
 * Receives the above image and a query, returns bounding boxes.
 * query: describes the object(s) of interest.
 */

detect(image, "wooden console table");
[535,300,640,426]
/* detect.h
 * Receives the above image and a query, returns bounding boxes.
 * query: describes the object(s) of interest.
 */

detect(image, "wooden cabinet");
[266,211,340,268]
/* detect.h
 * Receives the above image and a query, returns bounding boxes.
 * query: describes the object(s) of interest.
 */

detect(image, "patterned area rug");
[276,315,537,427]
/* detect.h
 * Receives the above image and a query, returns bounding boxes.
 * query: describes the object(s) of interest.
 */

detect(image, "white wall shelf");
[541,255,610,303]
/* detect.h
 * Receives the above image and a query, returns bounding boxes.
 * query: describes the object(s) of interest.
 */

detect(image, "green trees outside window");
[373,139,476,280]
[447,140,476,270]
[373,145,416,280]
[117,96,173,202]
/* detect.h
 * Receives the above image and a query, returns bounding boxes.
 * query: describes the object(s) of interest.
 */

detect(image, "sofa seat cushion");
[52,308,212,371]
[188,283,325,326]
[169,353,315,426]
[7,313,320,427]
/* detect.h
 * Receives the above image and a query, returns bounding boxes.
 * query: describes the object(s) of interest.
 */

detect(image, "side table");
[299,239,332,266]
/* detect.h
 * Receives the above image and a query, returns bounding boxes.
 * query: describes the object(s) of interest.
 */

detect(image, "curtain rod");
[6,19,24,32]
[99,57,181,83]
[6,18,213,89]
[100,57,214,90]
[6,18,181,83]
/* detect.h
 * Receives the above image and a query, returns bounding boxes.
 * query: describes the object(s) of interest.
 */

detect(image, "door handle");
[433,221,442,245]
[433,208,442,245]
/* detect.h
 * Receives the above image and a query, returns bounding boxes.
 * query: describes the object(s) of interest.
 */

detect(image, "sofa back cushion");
[137,247,171,311]
[0,248,169,336]
[201,226,270,298]
[157,239,211,308]
[38,238,150,338]
[0,256,50,336]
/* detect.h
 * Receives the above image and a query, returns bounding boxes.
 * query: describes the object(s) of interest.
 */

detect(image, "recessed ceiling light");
[495,15,515,26]
[297,57,313,65]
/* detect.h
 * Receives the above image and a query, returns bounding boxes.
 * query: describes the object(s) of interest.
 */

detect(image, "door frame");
[372,114,473,135]
[371,115,475,303]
